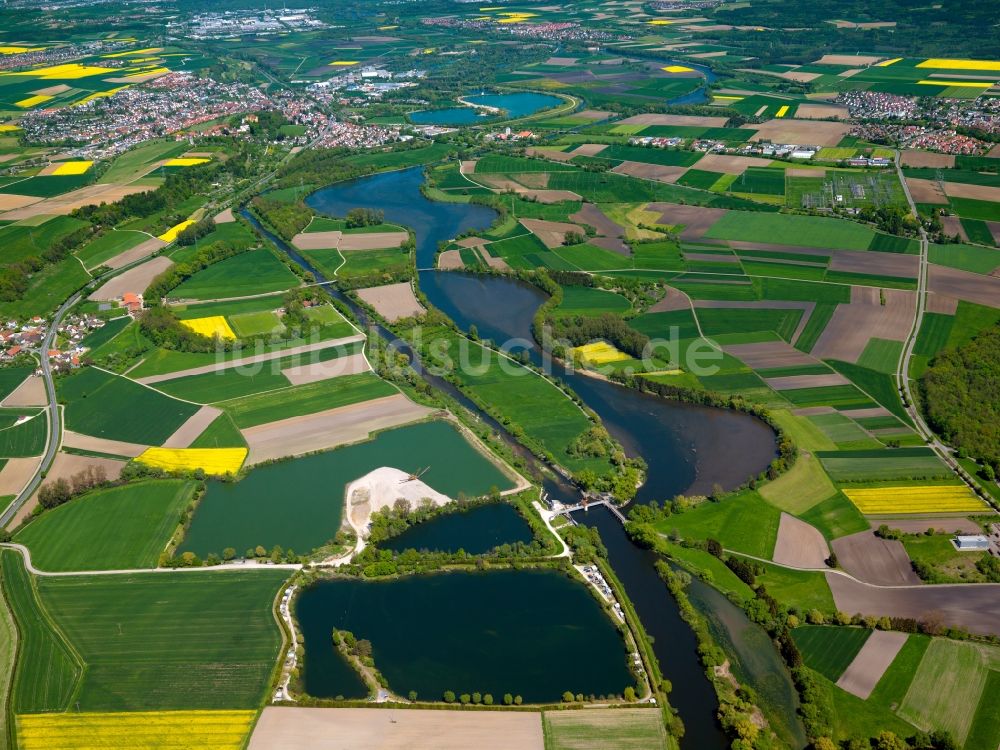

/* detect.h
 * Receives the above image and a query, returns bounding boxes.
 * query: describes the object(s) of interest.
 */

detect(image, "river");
[246,165,800,747]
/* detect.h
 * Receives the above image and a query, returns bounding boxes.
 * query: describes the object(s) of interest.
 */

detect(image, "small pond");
[380,501,534,555]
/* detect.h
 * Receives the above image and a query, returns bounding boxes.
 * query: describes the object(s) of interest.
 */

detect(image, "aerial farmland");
[0,0,999,748]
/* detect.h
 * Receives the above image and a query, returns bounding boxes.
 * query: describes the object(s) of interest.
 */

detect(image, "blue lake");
[408,91,563,126]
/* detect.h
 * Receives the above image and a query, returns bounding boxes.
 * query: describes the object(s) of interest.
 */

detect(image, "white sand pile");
[345,467,453,553]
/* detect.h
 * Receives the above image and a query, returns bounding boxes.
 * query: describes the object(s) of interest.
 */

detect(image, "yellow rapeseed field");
[917,80,992,88]
[137,447,248,475]
[648,19,678,25]
[158,219,196,243]
[917,58,1000,71]
[165,157,211,167]
[74,87,127,106]
[330,60,359,66]
[662,65,694,73]
[876,57,902,67]
[843,485,988,514]
[16,710,255,750]
[573,341,631,365]
[19,63,116,79]
[180,315,237,340]
[776,105,790,117]
[15,94,52,108]
[0,124,21,132]
[124,66,170,78]
[0,46,44,54]
[50,160,93,176]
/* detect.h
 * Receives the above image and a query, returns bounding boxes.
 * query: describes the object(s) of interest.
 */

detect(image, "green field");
[74,231,148,269]
[0,552,18,748]
[100,139,189,183]
[542,707,668,749]
[792,625,870,682]
[227,310,284,338]
[59,368,200,445]
[0,550,82,714]
[759,453,837,514]
[153,343,363,403]
[704,211,877,250]
[556,286,631,316]
[928,243,1000,274]
[79,316,131,352]
[190,412,247,449]
[897,639,1000,746]
[171,293,286,321]
[0,367,32,401]
[755,563,834,613]
[0,255,90,320]
[15,480,196,572]
[415,326,612,475]
[817,449,950,482]
[35,569,287,710]
[220,370,396,428]
[0,410,46,457]
[652,490,780,558]
[169,249,300,300]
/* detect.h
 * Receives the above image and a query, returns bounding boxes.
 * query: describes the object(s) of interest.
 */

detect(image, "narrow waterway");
[248,165,799,747]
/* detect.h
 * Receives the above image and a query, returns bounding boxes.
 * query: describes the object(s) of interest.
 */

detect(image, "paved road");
[0,542,301,577]
[0,289,79,528]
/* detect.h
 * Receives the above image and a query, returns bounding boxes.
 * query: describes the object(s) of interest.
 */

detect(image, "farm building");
[953,535,990,550]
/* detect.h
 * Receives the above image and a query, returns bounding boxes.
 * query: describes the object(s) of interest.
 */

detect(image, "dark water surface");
[281,170,796,747]
[296,568,635,703]
[409,91,563,126]
[380,502,534,555]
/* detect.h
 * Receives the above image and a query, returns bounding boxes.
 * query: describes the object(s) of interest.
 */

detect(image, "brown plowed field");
[926,292,959,314]
[61,430,149,457]
[795,103,849,120]
[520,218,585,249]
[928,264,1000,308]
[162,405,223,448]
[722,337,820,370]
[88,256,174,301]
[356,282,425,322]
[942,181,1000,203]
[815,54,886,65]
[1,184,150,219]
[828,249,918,278]
[103,237,167,270]
[248,707,544,750]
[647,203,725,239]
[648,286,691,312]
[831,530,921,586]
[826,573,1000,637]
[811,287,915,363]
[611,161,686,183]
[900,151,955,168]
[437,249,464,269]
[905,178,949,205]
[744,119,850,146]
[693,154,773,174]
[766,373,850,390]
[282,352,370,386]
[1,375,46,407]
[772,512,830,568]
[836,631,909,699]
[242,394,434,465]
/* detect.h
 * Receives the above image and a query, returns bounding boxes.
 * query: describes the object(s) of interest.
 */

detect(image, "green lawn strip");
[338,247,410,280]
[697,307,803,342]
[855,338,903,375]
[652,490,780,558]
[169,248,300,300]
[755,562,834,613]
[542,707,668,749]
[15,480,196,572]
[965,669,1000,750]
[948,197,1000,222]
[74,231,147,269]
[897,639,1000,745]
[628,309,700,340]
[817,449,951,483]
[555,286,631,316]
[791,625,871,682]
[153,342,363,403]
[552,243,628,272]
[759,452,838,514]
[798,492,869,540]
[0,409,46,458]
[912,312,954,358]
[947,301,1000,349]
[59,367,199,445]
[928,244,1000,274]
[220,371,396,428]
[0,551,17,749]
[170,293,287,320]
[959,218,998,248]
[779,384,876,410]
[0,366,33,401]
[807,413,878,447]
[0,549,82,713]
[768,409,836,451]
[228,311,284,338]
[36,569,288,710]
[189,412,247,449]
